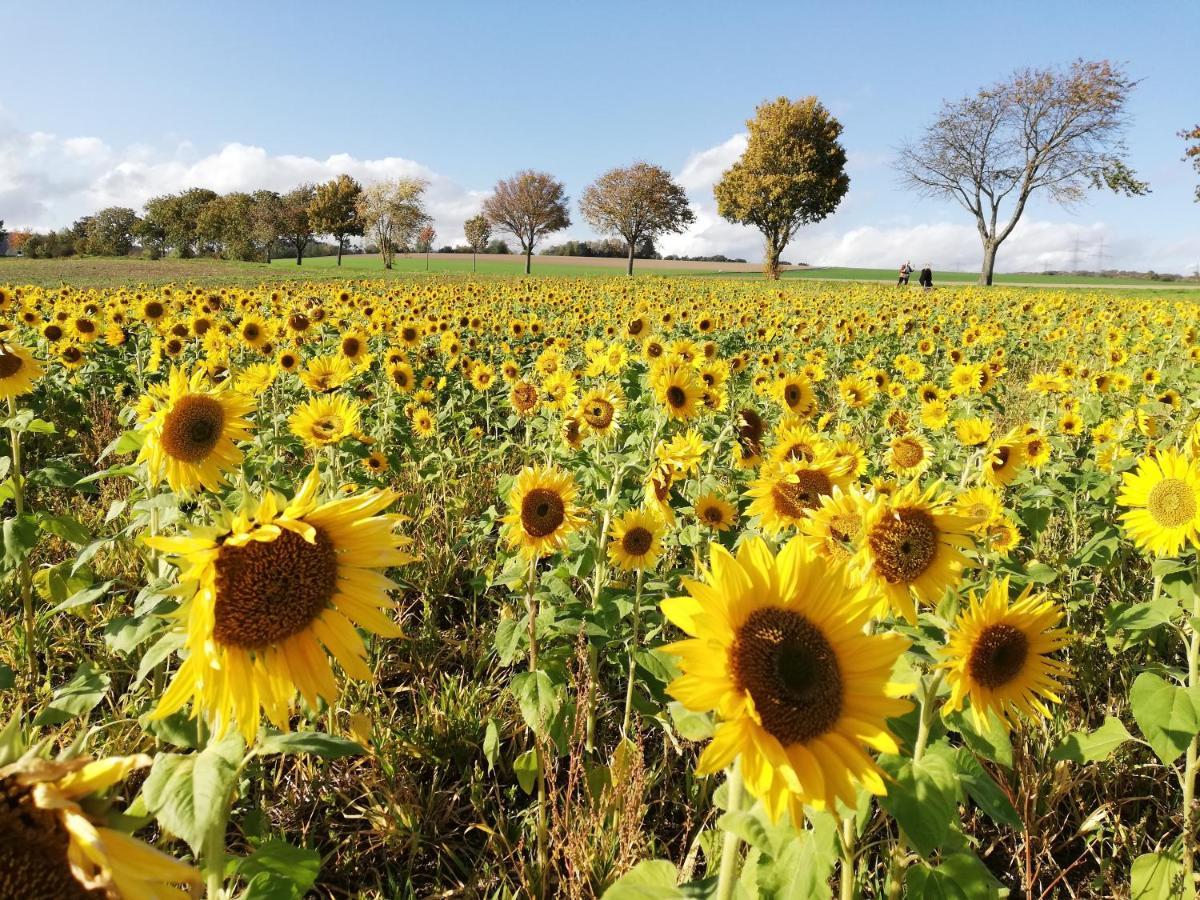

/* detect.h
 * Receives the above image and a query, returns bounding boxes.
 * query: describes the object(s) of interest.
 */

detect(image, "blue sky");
[2,0,1198,271]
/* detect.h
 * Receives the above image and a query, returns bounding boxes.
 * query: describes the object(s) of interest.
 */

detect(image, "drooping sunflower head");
[939,576,1069,731]
[853,480,977,624]
[1118,448,1200,557]
[661,538,912,822]
[608,507,665,572]
[138,366,256,494]
[502,465,585,559]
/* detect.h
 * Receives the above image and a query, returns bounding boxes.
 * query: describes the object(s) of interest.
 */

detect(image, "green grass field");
[3,254,1198,295]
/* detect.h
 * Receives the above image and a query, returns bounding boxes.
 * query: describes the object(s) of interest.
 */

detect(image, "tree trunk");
[265,244,271,264]
[763,244,781,280]
[295,243,302,266]
[525,247,532,275]
[336,238,343,266]
[979,240,998,286]
[627,242,635,276]
[472,250,477,273]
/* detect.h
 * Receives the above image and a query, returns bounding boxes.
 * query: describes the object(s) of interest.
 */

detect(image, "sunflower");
[470,363,496,392]
[954,417,993,447]
[939,577,1068,731]
[608,508,665,571]
[148,469,415,743]
[746,453,853,537]
[411,406,436,439]
[578,385,624,437]
[338,329,372,367]
[769,420,827,465]
[838,374,875,409]
[644,462,677,525]
[799,485,869,564]
[1118,448,1200,556]
[1023,430,1052,468]
[777,374,816,418]
[920,399,950,430]
[0,754,199,899]
[300,355,353,393]
[694,493,738,532]
[235,361,277,395]
[501,465,585,559]
[138,367,255,494]
[0,341,43,401]
[981,432,1026,488]
[277,349,301,373]
[656,430,706,479]
[661,537,912,822]
[885,434,932,478]
[853,480,976,624]
[734,407,766,468]
[388,361,416,394]
[362,450,389,475]
[653,363,703,421]
[289,394,362,449]
[509,380,540,418]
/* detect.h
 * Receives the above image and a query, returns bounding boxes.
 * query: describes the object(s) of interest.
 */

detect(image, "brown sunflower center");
[892,439,925,469]
[784,441,815,462]
[773,470,833,520]
[521,488,566,538]
[62,347,83,364]
[144,301,165,319]
[0,351,24,379]
[0,777,104,899]
[666,386,687,409]
[967,623,1029,689]
[584,398,614,429]
[43,325,64,342]
[731,607,843,745]
[703,505,725,524]
[991,446,1011,470]
[868,507,939,584]
[160,395,227,463]
[342,337,361,357]
[621,526,653,557]
[829,512,861,543]
[784,384,801,407]
[1147,478,1197,528]
[737,409,764,457]
[213,526,338,649]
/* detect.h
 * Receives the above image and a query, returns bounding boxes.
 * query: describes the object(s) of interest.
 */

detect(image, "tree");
[580,162,695,275]
[0,220,6,255]
[463,214,491,273]
[279,184,317,265]
[715,97,849,279]
[355,178,430,269]
[417,224,436,270]
[142,188,219,257]
[1183,125,1200,201]
[250,191,284,263]
[196,193,261,261]
[309,175,363,265]
[83,207,140,256]
[897,60,1148,285]
[482,170,571,274]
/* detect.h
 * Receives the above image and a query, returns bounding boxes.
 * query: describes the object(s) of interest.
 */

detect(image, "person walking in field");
[919,264,933,290]
[897,260,914,285]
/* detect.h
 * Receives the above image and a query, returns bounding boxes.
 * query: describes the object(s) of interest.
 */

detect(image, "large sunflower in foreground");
[938,577,1069,731]
[0,754,199,899]
[138,366,255,494]
[501,465,585,559]
[0,341,44,401]
[852,480,976,624]
[148,468,417,744]
[661,537,912,823]
[1117,448,1200,556]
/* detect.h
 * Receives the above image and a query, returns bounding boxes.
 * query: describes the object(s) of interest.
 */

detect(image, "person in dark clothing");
[919,264,933,290]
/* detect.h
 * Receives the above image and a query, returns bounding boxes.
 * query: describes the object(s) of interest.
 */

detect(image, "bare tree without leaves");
[463,214,491,273]
[355,179,430,270]
[279,184,317,266]
[580,162,695,275]
[897,59,1149,285]
[1182,124,1200,202]
[482,170,571,275]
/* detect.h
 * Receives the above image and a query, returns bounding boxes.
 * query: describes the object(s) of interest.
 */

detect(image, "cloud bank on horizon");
[3,110,1197,275]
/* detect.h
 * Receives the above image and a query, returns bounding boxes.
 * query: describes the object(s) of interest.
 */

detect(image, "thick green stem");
[621,568,645,734]
[839,816,857,900]
[912,670,944,764]
[1183,568,1200,888]
[715,763,745,900]
[9,397,35,686]
[525,555,549,887]
[584,473,617,753]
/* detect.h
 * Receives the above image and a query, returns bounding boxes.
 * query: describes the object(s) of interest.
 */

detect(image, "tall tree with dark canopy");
[482,170,571,274]
[580,162,695,275]
[715,97,849,279]
[308,175,363,265]
[463,214,491,272]
[279,184,317,265]
[897,60,1148,285]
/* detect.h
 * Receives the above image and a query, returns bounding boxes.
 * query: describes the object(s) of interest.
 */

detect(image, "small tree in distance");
[482,170,571,275]
[715,97,849,279]
[1183,124,1200,201]
[580,162,695,275]
[279,184,317,265]
[356,178,430,270]
[417,224,437,270]
[309,175,363,266]
[463,214,491,273]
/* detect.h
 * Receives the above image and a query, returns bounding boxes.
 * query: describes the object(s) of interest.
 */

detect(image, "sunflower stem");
[913,669,944,764]
[524,554,549,887]
[621,567,645,735]
[585,468,618,754]
[1182,561,1200,888]
[715,762,744,900]
[839,815,857,900]
[8,396,37,687]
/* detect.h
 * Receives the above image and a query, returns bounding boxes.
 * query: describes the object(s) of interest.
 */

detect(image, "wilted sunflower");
[148,468,416,743]
[1118,448,1200,556]
[733,407,766,468]
[0,754,199,899]
[853,480,976,624]
[694,493,738,532]
[502,465,585,559]
[661,537,912,822]
[608,508,665,571]
[289,394,362,449]
[939,577,1069,731]
[0,341,43,401]
[139,367,255,494]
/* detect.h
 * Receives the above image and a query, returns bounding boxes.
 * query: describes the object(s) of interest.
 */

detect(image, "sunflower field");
[0,276,1199,899]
